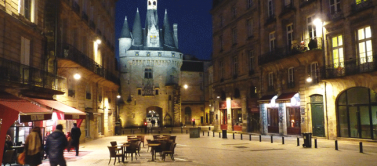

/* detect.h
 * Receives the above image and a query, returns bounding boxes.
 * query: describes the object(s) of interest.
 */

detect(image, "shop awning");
[276,92,298,102]
[0,93,53,122]
[27,98,86,120]
[257,95,276,103]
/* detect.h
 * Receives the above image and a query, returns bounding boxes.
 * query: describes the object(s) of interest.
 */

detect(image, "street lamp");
[96,39,102,44]
[73,73,81,80]
[117,95,121,99]
[306,76,312,83]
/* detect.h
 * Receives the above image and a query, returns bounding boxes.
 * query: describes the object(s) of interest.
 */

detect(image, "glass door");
[349,106,359,138]
[360,106,371,139]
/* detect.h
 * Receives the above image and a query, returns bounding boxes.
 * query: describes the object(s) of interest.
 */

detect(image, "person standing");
[151,119,156,127]
[24,127,43,166]
[70,123,81,156]
[46,124,68,166]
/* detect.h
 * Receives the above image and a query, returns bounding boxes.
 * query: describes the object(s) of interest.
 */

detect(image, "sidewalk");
[26,133,377,166]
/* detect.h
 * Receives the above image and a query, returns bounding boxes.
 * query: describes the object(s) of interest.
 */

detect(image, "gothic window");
[144,68,153,79]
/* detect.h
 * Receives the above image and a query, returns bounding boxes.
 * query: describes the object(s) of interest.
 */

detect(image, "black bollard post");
[241,133,243,140]
[219,132,221,138]
[249,134,251,141]
[233,133,235,139]
[315,139,317,148]
[213,131,215,137]
[335,140,338,150]
[203,131,205,136]
[271,135,273,143]
[297,138,299,146]
[282,136,284,144]
[259,135,262,142]
[209,127,211,131]
[359,142,363,153]
[208,131,209,136]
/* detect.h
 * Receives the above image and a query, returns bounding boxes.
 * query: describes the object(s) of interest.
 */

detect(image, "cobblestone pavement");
[37,133,377,166]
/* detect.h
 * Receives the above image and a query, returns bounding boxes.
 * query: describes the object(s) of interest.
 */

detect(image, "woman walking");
[24,127,43,166]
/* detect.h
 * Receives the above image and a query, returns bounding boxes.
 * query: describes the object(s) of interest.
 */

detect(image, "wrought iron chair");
[107,146,122,165]
[162,143,177,161]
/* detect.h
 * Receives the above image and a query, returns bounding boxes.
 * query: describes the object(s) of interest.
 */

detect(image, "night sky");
[115,0,213,60]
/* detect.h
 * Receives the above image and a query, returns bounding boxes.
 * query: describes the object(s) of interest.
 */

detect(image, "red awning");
[257,95,276,103]
[276,92,298,102]
[27,98,86,120]
[0,93,53,122]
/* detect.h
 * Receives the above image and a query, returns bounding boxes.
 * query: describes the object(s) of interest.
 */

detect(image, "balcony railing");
[323,56,377,79]
[351,0,373,13]
[58,43,119,85]
[327,12,344,21]
[0,57,65,91]
[280,2,296,17]
[265,15,276,25]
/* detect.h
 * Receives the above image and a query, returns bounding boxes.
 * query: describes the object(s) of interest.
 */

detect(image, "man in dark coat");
[46,124,68,166]
[70,123,81,156]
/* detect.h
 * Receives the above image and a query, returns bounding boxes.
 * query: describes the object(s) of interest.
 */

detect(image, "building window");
[85,113,90,137]
[219,35,223,51]
[287,24,294,47]
[357,26,373,64]
[68,78,75,98]
[249,51,254,71]
[135,52,139,56]
[288,67,294,88]
[18,0,36,22]
[98,88,102,102]
[285,0,292,6]
[231,6,237,17]
[247,19,253,37]
[269,32,276,51]
[330,0,341,14]
[286,107,300,128]
[310,62,319,83]
[86,84,91,100]
[233,56,238,76]
[268,72,274,87]
[20,37,30,66]
[356,0,367,5]
[232,28,237,45]
[332,35,344,68]
[268,0,274,17]
[247,0,253,9]
[307,16,317,39]
[220,60,224,80]
[144,68,153,79]
[250,86,257,97]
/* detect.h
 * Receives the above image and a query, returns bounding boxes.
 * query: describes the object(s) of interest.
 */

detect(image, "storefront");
[219,101,227,130]
[258,95,278,134]
[276,93,301,135]
[231,99,242,131]
[337,87,377,140]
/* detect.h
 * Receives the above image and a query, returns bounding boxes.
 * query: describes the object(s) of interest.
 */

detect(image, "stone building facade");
[119,0,184,127]
[212,0,377,140]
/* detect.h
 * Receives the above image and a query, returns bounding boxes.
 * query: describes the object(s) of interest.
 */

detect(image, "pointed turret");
[132,8,143,46]
[120,16,131,38]
[163,9,175,47]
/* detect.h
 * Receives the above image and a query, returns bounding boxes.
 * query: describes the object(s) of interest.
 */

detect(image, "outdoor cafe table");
[120,143,130,163]
[148,143,161,162]
[10,146,24,153]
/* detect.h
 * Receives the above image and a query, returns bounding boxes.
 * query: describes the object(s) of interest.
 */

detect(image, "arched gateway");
[146,106,162,127]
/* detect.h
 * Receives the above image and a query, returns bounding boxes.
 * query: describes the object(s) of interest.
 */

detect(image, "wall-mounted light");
[217,96,220,99]
[96,39,102,44]
[73,73,81,80]
[313,18,323,28]
[306,76,312,83]
[183,84,188,89]
[117,95,121,99]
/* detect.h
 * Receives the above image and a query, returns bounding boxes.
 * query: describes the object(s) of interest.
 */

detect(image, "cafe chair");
[110,141,122,153]
[124,141,138,161]
[154,140,167,158]
[2,150,16,166]
[169,136,177,143]
[135,141,142,156]
[107,146,122,165]
[146,139,152,152]
[137,135,145,147]
[162,143,177,161]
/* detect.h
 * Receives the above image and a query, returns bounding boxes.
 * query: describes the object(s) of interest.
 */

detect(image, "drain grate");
[234,146,248,148]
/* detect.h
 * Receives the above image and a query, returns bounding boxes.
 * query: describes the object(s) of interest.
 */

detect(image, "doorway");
[146,106,162,127]
[267,108,279,133]
[248,112,260,133]
[311,95,325,137]
[184,107,192,125]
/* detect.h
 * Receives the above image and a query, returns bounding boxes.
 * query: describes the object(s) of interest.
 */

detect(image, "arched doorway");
[146,106,162,127]
[164,113,172,127]
[184,107,192,125]
[337,87,377,139]
[310,95,325,137]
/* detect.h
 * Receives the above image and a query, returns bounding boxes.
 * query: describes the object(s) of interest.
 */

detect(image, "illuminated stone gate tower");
[119,0,183,127]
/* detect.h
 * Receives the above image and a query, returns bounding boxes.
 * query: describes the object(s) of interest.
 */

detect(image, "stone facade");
[211,0,377,140]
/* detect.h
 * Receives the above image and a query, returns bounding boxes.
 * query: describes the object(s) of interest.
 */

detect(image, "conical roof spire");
[132,8,143,46]
[120,16,131,38]
[163,9,175,47]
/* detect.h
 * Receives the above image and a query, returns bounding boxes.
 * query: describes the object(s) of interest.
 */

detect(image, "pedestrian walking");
[151,119,156,127]
[70,123,81,156]
[24,127,43,166]
[46,124,68,166]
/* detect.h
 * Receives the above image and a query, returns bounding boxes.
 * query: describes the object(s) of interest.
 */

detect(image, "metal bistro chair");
[2,149,15,166]
[137,135,145,147]
[107,146,123,165]
[169,136,177,143]
[162,143,177,161]
[110,141,122,153]
[135,140,142,156]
